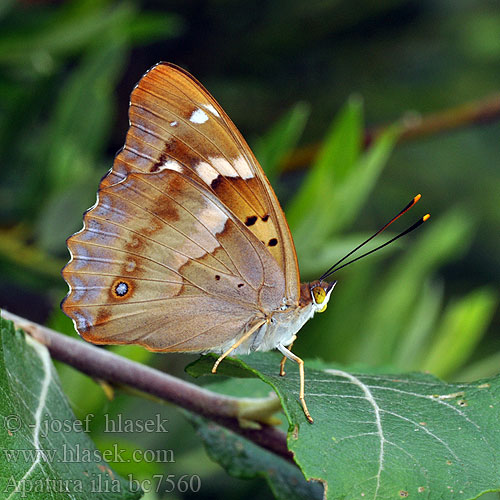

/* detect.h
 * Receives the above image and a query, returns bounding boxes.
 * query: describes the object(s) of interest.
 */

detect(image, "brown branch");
[1,310,294,464]
[283,92,500,171]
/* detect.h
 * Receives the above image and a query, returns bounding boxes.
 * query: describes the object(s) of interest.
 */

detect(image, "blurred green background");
[0,0,499,498]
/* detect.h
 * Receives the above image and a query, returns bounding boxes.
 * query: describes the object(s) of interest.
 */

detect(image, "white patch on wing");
[156,159,183,173]
[233,155,254,179]
[190,108,209,124]
[195,156,254,184]
[209,156,239,177]
[197,205,228,235]
[203,103,220,117]
[196,161,219,184]
[170,120,178,127]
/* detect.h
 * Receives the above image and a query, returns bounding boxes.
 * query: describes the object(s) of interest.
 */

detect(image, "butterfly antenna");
[322,214,430,278]
[320,194,427,281]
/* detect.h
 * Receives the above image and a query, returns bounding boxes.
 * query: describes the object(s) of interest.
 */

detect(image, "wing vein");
[119,173,265,290]
[132,93,266,211]
[89,211,235,276]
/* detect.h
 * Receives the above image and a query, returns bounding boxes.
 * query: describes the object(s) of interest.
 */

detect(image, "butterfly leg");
[211,319,267,374]
[277,344,313,423]
[279,339,295,376]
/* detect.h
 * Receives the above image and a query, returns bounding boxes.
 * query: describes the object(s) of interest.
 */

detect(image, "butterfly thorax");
[215,280,336,356]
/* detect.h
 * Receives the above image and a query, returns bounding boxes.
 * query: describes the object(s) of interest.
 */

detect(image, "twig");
[282,92,500,171]
[1,310,294,464]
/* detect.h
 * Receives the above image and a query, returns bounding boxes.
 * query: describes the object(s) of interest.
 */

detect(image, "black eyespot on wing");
[215,275,221,281]
[245,215,257,226]
[238,283,244,288]
[268,238,278,247]
[262,214,270,222]
[115,282,129,296]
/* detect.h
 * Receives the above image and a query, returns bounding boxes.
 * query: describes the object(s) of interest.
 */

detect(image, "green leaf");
[422,287,498,378]
[327,123,399,233]
[356,209,474,364]
[0,2,133,65]
[187,411,322,500]
[183,376,322,499]
[189,352,500,500]
[0,315,142,500]
[34,41,128,252]
[395,279,444,371]
[286,97,363,236]
[459,351,500,382]
[286,98,398,256]
[45,41,127,191]
[254,101,310,185]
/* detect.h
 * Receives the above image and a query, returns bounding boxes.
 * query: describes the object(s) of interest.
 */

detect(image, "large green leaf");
[189,413,323,500]
[44,41,127,193]
[188,352,500,500]
[394,278,444,371]
[34,41,128,254]
[185,376,323,500]
[0,316,142,500]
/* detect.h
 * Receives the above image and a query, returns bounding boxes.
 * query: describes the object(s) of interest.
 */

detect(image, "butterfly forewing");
[101,63,299,302]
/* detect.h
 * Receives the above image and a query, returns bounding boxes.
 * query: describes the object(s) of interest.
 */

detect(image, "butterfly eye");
[311,286,328,313]
[312,286,326,304]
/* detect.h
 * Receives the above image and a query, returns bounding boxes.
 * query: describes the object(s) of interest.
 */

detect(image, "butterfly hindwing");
[62,169,285,351]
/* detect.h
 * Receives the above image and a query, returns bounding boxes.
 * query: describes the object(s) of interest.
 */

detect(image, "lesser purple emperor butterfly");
[61,63,428,423]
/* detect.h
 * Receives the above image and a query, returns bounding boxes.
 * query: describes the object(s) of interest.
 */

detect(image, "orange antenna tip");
[319,194,429,281]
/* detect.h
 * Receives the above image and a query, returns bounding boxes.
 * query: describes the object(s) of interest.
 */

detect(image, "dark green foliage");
[0,1,498,499]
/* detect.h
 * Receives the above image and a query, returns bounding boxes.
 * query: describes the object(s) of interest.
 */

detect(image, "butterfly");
[61,62,428,423]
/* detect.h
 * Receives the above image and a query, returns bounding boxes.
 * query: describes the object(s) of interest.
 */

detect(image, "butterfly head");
[310,281,336,313]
